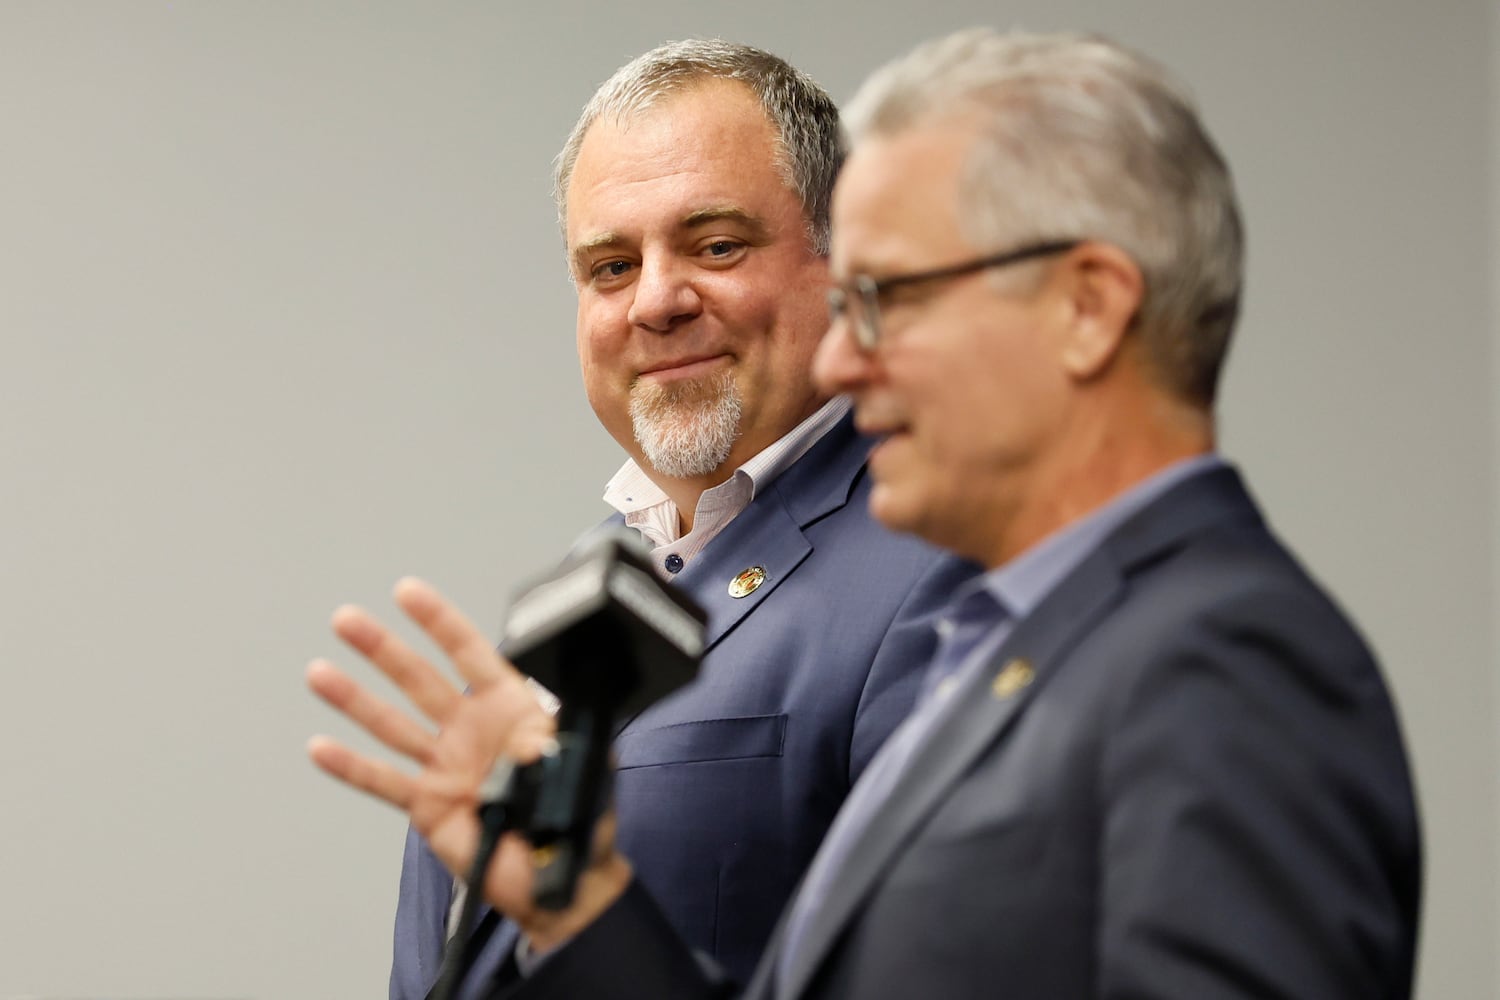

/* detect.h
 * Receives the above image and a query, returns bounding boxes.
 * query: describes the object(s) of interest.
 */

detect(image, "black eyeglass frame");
[826,239,1082,351]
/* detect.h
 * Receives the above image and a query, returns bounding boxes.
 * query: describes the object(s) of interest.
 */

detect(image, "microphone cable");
[428,797,507,1000]
[428,749,541,1000]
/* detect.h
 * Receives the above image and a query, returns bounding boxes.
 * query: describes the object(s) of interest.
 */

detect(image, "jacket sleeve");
[390,825,456,999]
[1096,582,1420,999]
[492,878,739,1000]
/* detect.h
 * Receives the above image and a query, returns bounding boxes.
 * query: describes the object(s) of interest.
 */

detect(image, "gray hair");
[844,29,1244,406]
[553,39,844,256]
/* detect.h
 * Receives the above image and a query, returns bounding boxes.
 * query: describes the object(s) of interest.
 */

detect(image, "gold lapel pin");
[728,565,767,598]
[991,658,1035,699]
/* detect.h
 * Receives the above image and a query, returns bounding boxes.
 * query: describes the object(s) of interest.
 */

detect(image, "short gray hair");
[553,39,844,255]
[844,29,1244,406]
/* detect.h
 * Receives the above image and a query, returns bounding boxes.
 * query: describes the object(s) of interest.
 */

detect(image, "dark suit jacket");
[501,465,1421,1000]
[388,415,978,998]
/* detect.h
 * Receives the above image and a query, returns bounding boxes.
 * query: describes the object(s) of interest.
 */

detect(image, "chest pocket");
[614,713,787,770]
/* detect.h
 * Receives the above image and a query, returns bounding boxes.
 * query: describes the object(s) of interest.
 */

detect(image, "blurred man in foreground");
[313,27,1420,1000]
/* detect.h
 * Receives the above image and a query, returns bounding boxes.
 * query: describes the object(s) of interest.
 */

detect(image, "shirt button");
[664,553,685,574]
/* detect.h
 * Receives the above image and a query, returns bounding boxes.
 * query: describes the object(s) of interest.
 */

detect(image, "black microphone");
[428,529,705,1000]
[498,527,706,907]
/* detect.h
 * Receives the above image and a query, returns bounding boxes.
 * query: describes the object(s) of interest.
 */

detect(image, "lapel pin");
[728,565,767,598]
[991,658,1035,699]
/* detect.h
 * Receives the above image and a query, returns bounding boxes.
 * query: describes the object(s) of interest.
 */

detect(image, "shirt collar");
[963,453,1226,622]
[601,396,851,517]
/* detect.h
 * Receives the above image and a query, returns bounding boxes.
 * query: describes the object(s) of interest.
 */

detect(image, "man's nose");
[627,255,702,332]
[813,312,876,396]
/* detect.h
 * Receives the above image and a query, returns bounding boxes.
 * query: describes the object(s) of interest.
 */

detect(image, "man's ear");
[1056,242,1144,380]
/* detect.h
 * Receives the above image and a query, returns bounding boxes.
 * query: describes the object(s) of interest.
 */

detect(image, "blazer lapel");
[773,464,1264,998]
[674,414,868,654]
[774,556,1127,997]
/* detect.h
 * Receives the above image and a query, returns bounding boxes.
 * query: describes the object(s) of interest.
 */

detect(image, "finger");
[510,710,560,760]
[461,677,558,763]
[590,809,619,864]
[417,815,541,918]
[307,659,436,763]
[330,604,463,724]
[393,577,514,688]
[307,734,416,811]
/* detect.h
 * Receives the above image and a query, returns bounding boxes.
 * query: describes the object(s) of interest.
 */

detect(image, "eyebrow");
[569,206,775,274]
[570,232,627,275]
[681,206,773,242]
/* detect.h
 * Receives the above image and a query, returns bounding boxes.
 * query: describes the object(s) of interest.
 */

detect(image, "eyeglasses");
[826,239,1081,351]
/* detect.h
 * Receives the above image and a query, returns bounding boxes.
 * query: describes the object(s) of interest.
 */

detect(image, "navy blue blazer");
[388,415,978,998]
[497,465,1421,1000]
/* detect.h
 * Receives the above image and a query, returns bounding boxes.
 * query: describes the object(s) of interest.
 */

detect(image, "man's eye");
[877,283,925,308]
[592,260,633,280]
[704,240,743,258]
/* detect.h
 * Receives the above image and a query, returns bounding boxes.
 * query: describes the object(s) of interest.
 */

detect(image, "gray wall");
[0,3,1493,998]
[1493,0,1500,991]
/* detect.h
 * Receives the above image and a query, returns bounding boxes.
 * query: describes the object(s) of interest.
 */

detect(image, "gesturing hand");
[306,576,630,948]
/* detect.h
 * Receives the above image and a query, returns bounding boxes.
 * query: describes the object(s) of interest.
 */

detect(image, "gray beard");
[629,369,743,479]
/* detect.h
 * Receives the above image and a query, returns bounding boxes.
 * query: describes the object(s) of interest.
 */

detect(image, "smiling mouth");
[638,355,730,382]
[854,410,908,440]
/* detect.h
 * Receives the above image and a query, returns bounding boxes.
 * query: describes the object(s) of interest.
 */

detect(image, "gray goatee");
[629,368,743,479]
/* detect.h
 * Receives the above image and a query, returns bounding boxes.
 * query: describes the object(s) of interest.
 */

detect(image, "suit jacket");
[389,414,979,998]
[502,465,1422,1000]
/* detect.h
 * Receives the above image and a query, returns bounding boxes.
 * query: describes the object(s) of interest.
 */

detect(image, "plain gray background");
[0,2,1494,998]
